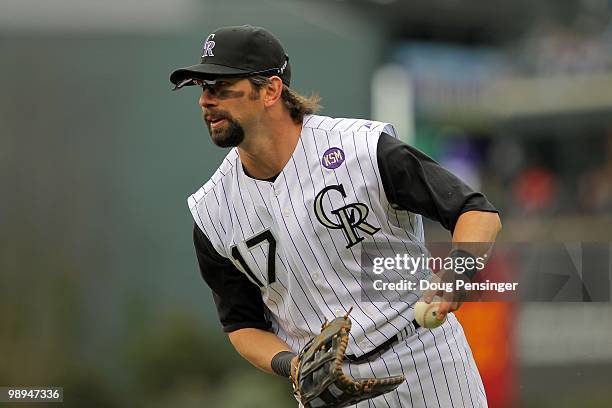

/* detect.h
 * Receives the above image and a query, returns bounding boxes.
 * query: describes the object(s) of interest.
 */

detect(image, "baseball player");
[170,25,501,407]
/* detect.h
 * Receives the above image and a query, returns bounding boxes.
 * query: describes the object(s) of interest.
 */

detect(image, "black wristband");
[271,351,296,378]
[448,249,479,280]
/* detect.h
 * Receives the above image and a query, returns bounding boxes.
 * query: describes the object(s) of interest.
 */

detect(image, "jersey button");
[274,189,282,196]
[283,208,291,217]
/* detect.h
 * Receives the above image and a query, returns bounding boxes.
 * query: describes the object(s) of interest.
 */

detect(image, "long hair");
[248,76,321,123]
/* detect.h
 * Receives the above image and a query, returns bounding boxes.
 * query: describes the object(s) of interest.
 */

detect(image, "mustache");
[203,109,232,123]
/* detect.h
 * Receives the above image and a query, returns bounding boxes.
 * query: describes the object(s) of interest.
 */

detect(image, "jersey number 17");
[230,230,276,287]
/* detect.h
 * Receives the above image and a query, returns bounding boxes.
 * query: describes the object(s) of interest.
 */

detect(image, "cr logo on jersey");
[202,34,216,57]
[314,184,380,249]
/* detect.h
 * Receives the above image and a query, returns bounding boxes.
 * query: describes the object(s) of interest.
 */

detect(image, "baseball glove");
[291,308,405,407]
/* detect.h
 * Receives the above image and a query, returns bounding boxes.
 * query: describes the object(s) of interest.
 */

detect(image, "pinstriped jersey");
[188,114,430,357]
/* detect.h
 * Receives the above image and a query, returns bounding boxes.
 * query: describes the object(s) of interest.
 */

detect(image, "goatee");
[205,116,245,148]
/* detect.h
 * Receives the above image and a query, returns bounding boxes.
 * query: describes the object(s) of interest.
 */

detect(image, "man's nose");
[199,87,218,108]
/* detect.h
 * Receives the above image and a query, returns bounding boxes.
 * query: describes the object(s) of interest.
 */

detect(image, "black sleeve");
[377,132,498,233]
[192,223,271,333]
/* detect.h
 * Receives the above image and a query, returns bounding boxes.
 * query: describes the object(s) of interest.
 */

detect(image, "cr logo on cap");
[202,34,216,58]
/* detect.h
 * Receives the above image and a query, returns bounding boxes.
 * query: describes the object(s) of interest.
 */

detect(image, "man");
[171,25,501,407]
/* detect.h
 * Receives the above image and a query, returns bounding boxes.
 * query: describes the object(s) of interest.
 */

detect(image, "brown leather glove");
[291,309,405,407]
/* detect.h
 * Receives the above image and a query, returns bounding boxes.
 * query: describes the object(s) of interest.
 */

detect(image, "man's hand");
[422,270,470,322]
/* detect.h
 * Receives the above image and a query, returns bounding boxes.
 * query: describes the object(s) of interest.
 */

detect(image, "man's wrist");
[271,350,297,378]
[448,249,478,281]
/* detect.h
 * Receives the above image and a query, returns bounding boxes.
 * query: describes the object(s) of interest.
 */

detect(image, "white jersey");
[188,114,487,407]
[189,114,427,355]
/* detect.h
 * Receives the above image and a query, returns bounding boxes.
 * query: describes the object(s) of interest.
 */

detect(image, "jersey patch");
[321,147,345,170]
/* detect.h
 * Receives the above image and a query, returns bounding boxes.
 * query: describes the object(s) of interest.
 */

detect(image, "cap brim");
[170,63,252,89]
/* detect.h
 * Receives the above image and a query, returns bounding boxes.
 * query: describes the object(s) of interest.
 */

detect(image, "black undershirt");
[192,132,498,332]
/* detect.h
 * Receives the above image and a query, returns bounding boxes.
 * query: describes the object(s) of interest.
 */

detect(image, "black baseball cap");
[170,25,291,90]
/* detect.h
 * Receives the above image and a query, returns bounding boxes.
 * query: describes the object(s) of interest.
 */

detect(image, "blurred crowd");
[422,128,612,219]
[408,14,612,221]
[518,13,612,76]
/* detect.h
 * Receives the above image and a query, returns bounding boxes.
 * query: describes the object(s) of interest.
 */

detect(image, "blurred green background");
[1,0,611,407]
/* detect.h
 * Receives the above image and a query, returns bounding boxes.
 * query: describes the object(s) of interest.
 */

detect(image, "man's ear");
[263,76,283,107]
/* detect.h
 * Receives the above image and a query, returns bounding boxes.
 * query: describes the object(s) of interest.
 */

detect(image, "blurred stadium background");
[1,0,611,406]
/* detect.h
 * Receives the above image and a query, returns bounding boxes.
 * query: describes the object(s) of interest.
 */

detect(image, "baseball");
[414,297,446,329]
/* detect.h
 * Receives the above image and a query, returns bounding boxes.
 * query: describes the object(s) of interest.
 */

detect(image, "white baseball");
[414,297,446,329]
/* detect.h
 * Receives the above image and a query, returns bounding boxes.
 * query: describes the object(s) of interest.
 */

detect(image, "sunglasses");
[191,78,241,95]
[173,59,288,91]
